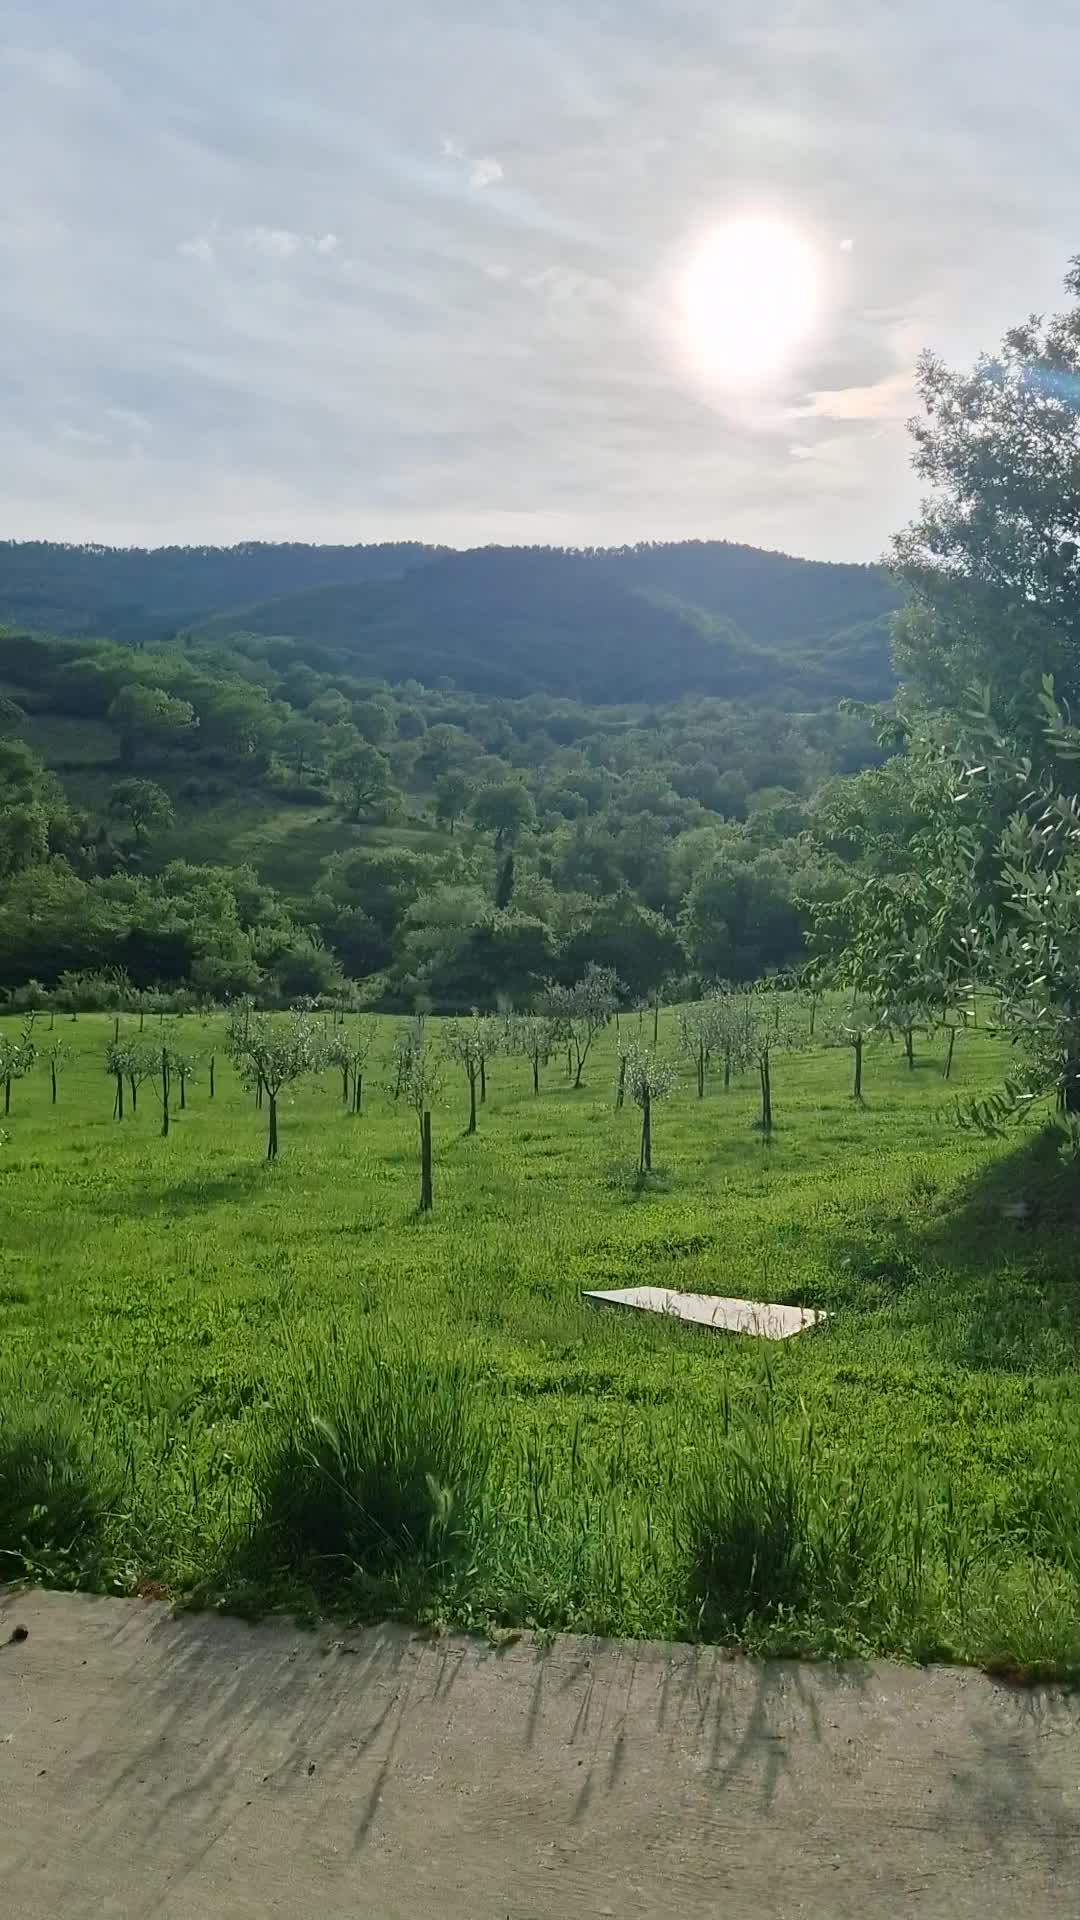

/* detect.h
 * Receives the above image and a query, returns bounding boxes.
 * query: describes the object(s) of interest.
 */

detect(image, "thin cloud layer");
[2,0,1079,558]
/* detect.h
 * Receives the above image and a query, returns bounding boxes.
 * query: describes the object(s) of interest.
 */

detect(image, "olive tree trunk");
[639,1089,652,1174]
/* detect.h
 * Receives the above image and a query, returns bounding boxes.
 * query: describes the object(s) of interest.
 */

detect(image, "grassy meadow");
[3,1002,1080,1674]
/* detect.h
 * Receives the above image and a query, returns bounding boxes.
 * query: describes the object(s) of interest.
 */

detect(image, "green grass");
[3,1005,1080,1673]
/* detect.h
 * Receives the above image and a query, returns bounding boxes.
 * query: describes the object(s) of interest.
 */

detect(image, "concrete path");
[1,1589,1078,1918]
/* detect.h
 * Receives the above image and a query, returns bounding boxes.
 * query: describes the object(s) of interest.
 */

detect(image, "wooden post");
[420,1110,433,1212]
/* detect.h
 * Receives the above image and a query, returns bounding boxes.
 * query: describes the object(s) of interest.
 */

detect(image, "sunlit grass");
[2,1003,1079,1672]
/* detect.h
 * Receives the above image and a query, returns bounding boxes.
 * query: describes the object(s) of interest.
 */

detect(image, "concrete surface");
[582,1285,825,1338]
[1,1589,1079,1919]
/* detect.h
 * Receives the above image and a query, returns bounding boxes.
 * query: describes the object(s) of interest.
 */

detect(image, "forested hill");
[0,539,896,706]
[0,541,438,643]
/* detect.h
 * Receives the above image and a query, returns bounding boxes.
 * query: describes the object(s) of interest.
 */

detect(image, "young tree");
[678,1000,727,1099]
[44,1037,65,1106]
[444,1015,485,1134]
[541,963,621,1089]
[747,990,802,1137]
[104,1038,154,1117]
[507,1011,555,1095]
[624,1047,677,1175]
[226,1008,323,1160]
[399,1023,441,1212]
[0,1018,36,1115]
[832,1006,884,1102]
[327,1019,376,1113]
[707,986,756,1091]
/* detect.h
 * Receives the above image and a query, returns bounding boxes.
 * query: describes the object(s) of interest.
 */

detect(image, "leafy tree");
[624,1047,676,1175]
[434,770,472,835]
[831,1005,884,1101]
[508,1011,557,1095]
[107,778,174,841]
[44,1037,65,1105]
[893,258,1080,750]
[747,989,802,1136]
[103,1037,155,1119]
[326,1019,375,1113]
[108,684,196,767]
[331,740,396,821]
[226,1008,324,1159]
[541,962,621,1088]
[561,892,684,1002]
[470,781,535,849]
[277,712,327,780]
[0,1018,35,1115]
[398,1020,441,1212]
[678,999,727,1098]
[444,1015,485,1134]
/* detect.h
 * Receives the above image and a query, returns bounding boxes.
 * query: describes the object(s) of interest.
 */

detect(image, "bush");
[249,1334,493,1593]
[683,1389,895,1638]
[0,1408,114,1581]
[686,1426,810,1629]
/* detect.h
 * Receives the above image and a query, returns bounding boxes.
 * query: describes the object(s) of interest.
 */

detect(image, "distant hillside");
[0,540,438,643]
[191,543,896,706]
[0,537,897,706]
[597,540,892,650]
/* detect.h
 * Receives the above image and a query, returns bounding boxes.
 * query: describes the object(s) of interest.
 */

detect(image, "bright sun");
[679,217,820,385]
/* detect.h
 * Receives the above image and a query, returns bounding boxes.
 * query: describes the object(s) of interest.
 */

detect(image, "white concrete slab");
[582,1285,825,1339]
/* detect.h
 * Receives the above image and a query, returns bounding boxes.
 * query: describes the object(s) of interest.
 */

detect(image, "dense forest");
[0,536,896,1007]
[0,539,895,705]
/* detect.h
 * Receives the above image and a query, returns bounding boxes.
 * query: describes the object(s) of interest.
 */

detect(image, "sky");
[2,0,1079,562]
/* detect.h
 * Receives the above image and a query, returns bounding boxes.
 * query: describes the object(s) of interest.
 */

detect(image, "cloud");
[794,372,916,424]
[2,0,1080,557]
[469,155,503,190]
[177,233,215,265]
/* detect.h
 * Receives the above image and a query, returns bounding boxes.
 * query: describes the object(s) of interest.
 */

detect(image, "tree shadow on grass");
[110,1164,272,1219]
[838,1126,1080,1371]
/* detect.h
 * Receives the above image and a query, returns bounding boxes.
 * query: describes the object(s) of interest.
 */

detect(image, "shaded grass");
[0,1405,118,1586]
[237,1329,493,1609]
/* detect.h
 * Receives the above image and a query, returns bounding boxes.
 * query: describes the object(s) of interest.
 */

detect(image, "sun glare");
[679,217,820,386]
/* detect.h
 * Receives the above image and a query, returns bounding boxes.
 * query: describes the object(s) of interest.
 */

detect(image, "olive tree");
[541,963,621,1089]
[831,1006,884,1102]
[327,1018,376,1113]
[399,1024,441,1212]
[226,1008,324,1159]
[677,997,732,1099]
[44,1037,65,1106]
[104,1038,156,1119]
[444,1015,486,1134]
[748,990,802,1137]
[624,1047,677,1175]
[0,1018,36,1115]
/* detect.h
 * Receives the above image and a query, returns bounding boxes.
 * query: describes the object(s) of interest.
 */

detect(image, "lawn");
[2,1004,1079,1674]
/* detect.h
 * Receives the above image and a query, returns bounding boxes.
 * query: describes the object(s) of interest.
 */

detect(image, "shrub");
[686,1425,810,1629]
[250,1334,492,1592]
[683,1388,896,1638]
